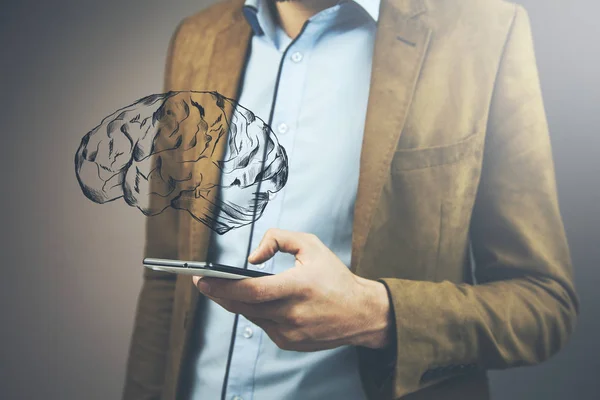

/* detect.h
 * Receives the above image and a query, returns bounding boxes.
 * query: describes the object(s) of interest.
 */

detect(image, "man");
[123,0,579,399]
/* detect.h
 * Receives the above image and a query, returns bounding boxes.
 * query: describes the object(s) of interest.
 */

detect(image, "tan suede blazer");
[123,0,578,399]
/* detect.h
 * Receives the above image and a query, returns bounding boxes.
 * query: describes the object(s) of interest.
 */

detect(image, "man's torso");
[138,0,524,398]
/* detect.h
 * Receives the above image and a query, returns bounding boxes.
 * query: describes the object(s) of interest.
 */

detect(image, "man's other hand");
[192,228,393,352]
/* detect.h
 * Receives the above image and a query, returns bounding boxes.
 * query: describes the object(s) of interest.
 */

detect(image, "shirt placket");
[245,29,314,275]
[223,28,315,400]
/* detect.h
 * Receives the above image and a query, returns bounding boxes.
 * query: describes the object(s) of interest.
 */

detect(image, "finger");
[197,273,297,303]
[248,228,308,265]
[192,275,204,286]
[245,316,278,330]
[207,297,291,323]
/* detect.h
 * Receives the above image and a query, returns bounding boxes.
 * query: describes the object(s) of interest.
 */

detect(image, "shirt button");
[277,123,288,134]
[291,51,303,63]
[243,326,253,339]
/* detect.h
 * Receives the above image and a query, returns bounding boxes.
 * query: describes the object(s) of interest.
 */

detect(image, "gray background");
[0,0,598,399]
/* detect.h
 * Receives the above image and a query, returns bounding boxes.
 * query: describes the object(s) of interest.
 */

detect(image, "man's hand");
[192,228,393,352]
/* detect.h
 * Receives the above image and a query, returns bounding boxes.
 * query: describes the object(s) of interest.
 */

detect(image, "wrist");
[354,277,394,349]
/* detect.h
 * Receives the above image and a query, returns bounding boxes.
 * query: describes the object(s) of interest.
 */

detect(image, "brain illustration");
[75,91,288,234]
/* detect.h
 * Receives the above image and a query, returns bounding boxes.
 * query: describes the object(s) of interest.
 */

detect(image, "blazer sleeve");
[121,20,187,400]
[366,5,579,399]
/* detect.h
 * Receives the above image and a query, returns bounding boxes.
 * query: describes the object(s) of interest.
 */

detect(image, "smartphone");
[143,257,272,280]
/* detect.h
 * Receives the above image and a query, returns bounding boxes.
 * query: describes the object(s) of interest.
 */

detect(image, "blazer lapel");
[351,0,432,271]
[178,10,253,263]
[163,11,252,400]
[176,7,252,314]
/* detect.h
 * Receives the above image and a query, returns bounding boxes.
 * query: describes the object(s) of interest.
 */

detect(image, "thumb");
[248,228,304,265]
[192,275,203,286]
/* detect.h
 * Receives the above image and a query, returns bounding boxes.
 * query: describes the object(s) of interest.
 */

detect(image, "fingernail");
[197,280,210,294]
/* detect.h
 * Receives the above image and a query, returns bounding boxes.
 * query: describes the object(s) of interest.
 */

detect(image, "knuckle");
[286,306,305,326]
[265,228,278,238]
[252,286,267,302]
[243,283,260,299]
[284,330,302,343]
[271,333,288,350]
[299,285,315,300]
[251,285,268,302]
[280,328,306,350]
[306,233,320,244]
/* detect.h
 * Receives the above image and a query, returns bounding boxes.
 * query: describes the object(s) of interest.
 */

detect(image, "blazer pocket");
[391,131,483,172]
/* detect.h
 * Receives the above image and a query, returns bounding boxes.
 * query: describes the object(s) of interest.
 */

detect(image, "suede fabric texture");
[122,0,578,399]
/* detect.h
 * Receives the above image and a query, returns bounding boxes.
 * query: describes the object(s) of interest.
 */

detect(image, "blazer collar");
[350,0,431,270]
[394,0,427,19]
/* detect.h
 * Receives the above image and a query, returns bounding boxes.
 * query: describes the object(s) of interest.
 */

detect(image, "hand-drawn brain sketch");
[75,91,288,234]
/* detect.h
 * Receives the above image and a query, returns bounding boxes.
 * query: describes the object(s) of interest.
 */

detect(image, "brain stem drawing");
[75,91,288,234]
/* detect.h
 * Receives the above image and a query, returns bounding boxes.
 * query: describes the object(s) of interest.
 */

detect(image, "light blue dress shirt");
[187,0,380,399]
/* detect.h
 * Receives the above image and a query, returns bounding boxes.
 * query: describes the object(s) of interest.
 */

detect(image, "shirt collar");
[353,0,380,21]
[242,0,380,37]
